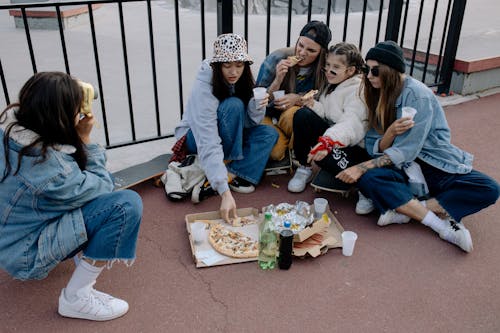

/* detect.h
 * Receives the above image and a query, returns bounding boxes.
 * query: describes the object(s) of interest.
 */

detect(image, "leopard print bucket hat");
[210,33,253,64]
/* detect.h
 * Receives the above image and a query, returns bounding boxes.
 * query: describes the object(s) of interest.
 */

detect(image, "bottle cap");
[283,220,291,228]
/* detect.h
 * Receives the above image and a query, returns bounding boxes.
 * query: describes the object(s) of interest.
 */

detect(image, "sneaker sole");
[377,215,411,226]
[58,306,129,321]
[355,206,375,215]
[229,184,255,194]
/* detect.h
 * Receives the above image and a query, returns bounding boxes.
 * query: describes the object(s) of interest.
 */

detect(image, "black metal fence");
[0,0,466,150]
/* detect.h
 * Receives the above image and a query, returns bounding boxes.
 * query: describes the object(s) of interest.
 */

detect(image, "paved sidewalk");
[1,92,499,333]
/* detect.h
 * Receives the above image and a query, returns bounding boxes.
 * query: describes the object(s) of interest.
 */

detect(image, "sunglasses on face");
[362,65,380,77]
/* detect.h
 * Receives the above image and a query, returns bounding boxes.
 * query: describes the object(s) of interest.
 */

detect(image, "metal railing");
[0,0,466,150]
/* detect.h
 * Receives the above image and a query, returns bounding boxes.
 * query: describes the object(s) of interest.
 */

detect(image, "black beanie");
[299,20,332,50]
[365,40,406,73]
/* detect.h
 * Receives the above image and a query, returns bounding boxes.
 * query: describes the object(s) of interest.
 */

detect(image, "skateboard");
[310,169,354,198]
[265,149,293,175]
[112,153,171,190]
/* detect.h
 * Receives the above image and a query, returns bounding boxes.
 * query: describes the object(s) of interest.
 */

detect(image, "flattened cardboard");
[294,215,330,242]
[292,210,344,258]
[186,207,260,268]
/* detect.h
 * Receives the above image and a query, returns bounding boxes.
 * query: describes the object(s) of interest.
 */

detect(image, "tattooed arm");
[336,154,392,184]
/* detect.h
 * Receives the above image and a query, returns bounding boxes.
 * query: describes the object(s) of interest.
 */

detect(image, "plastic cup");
[313,198,328,219]
[191,222,206,244]
[341,231,358,256]
[401,106,417,120]
[273,90,285,99]
[253,87,267,100]
[253,87,267,110]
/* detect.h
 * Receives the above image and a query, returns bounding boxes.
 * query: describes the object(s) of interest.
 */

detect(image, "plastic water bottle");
[258,212,277,270]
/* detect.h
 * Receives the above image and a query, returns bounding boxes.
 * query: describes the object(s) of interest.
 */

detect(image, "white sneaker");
[377,210,411,226]
[439,220,473,253]
[58,285,129,321]
[355,192,375,215]
[287,166,313,193]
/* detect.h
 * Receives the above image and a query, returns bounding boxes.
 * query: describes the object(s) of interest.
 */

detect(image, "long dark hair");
[211,62,254,105]
[363,64,405,133]
[1,71,87,181]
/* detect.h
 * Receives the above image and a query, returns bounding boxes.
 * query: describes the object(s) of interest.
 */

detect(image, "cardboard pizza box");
[292,209,344,258]
[293,214,331,242]
[186,207,261,268]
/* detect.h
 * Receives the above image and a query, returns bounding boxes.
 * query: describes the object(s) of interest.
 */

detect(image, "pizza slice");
[230,215,258,227]
[302,89,319,100]
[208,223,258,258]
[287,55,303,66]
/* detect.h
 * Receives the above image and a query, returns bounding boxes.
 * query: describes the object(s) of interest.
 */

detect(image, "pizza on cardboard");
[186,202,344,268]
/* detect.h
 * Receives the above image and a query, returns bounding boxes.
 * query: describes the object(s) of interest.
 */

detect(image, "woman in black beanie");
[335,40,499,253]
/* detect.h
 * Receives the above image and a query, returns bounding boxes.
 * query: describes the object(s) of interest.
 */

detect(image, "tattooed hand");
[335,154,393,184]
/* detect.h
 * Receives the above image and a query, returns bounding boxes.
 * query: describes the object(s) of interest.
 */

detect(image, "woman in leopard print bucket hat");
[173,33,278,221]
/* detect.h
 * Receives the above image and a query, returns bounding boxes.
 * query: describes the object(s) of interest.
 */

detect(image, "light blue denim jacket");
[255,47,315,93]
[0,110,114,280]
[365,76,473,173]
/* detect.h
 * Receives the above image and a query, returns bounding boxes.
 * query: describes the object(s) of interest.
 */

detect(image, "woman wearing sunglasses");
[288,43,371,205]
[336,40,499,252]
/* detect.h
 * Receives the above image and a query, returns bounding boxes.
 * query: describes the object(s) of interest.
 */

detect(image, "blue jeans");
[358,161,499,222]
[186,97,278,184]
[77,190,143,261]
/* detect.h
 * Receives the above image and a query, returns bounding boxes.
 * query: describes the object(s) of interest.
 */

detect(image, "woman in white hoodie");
[174,34,278,222]
[288,43,370,207]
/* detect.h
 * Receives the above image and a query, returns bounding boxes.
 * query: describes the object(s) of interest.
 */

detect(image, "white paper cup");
[273,90,285,99]
[341,231,358,256]
[253,87,267,110]
[253,87,267,100]
[191,222,207,244]
[401,106,417,120]
[313,198,328,219]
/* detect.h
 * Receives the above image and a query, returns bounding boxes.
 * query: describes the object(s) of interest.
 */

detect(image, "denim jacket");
[0,109,114,280]
[255,47,315,93]
[365,76,473,173]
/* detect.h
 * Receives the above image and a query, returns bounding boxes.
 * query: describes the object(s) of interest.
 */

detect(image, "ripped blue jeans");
[77,190,143,263]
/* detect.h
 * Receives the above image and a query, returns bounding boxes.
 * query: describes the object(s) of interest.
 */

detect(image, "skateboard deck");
[310,169,353,197]
[112,153,171,190]
[265,149,293,175]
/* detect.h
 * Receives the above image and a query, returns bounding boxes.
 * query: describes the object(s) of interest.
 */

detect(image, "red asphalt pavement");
[1,93,500,333]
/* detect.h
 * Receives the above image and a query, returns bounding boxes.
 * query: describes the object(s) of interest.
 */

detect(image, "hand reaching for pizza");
[220,190,238,223]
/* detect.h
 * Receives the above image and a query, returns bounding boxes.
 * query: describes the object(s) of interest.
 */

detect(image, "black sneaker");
[229,177,255,194]
[191,178,216,203]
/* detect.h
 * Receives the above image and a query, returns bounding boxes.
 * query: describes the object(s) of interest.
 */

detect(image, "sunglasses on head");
[362,65,380,77]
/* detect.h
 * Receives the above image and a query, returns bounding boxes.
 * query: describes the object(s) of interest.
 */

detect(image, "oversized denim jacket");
[0,110,114,280]
[255,47,315,93]
[365,76,473,173]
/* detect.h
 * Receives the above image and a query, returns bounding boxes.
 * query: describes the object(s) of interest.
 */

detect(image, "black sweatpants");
[292,107,370,176]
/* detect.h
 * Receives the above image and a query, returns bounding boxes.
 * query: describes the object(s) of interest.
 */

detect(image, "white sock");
[64,259,104,302]
[421,211,446,234]
[72,253,81,266]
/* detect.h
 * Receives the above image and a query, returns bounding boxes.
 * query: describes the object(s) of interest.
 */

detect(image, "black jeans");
[292,107,370,175]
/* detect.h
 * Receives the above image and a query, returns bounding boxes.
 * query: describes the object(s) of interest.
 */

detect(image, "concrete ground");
[1,92,499,332]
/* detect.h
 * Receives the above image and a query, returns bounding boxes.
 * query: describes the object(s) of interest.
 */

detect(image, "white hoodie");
[310,74,368,147]
[175,59,263,195]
